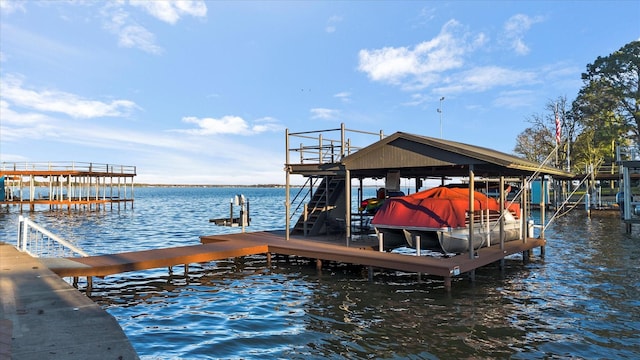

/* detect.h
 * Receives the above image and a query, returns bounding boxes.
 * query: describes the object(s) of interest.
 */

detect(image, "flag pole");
[555,102,559,167]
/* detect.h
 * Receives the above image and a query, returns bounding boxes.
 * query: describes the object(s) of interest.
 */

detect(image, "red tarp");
[372,186,506,229]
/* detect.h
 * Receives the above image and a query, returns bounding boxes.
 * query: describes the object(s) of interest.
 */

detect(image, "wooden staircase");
[291,176,346,236]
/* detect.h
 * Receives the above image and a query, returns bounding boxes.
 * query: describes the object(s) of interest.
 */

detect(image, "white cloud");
[310,108,340,120]
[101,4,164,55]
[435,66,539,93]
[118,23,163,54]
[180,115,250,135]
[129,0,207,25]
[334,92,351,103]
[0,0,26,14]
[1,75,140,118]
[401,93,429,106]
[99,1,207,54]
[0,100,59,141]
[177,115,281,135]
[1,101,285,184]
[503,14,545,55]
[251,117,284,133]
[326,15,342,33]
[358,20,487,90]
[417,7,436,24]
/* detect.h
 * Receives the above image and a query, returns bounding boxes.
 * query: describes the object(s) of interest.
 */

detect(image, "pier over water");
[0,162,136,212]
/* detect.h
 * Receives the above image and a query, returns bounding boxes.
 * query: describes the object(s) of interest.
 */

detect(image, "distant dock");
[1,162,136,211]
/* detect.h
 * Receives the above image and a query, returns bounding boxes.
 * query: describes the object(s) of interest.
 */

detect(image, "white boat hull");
[375,210,521,254]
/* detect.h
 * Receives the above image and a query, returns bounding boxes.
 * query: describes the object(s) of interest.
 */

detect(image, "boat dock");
[0,162,136,212]
[41,231,545,291]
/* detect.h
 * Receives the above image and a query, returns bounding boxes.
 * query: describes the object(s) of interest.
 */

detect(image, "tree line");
[514,40,639,176]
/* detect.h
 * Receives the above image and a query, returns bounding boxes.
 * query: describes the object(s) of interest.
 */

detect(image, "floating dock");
[0,162,136,211]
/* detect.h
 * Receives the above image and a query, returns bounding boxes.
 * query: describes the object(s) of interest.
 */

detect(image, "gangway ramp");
[43,239,268,278]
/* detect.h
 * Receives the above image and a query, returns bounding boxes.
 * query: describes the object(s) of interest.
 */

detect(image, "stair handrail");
[17,215,89,258]
[289,177,319,223]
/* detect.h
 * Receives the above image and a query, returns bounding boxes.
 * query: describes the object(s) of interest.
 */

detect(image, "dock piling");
[444,276,452,291]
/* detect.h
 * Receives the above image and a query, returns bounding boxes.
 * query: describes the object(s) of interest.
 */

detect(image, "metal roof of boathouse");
[340,131,573,179]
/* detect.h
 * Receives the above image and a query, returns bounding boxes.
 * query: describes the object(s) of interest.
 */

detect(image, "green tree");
[572,84,627,167]
[580,40,640,140]
[515,41,638,175]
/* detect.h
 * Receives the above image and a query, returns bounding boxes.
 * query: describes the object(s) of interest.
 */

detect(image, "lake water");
[1,187,639,359]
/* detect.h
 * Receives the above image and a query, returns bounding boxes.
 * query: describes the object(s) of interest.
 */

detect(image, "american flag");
[555,109,561,144]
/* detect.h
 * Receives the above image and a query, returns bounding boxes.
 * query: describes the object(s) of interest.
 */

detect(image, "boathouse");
[285,124,574,251]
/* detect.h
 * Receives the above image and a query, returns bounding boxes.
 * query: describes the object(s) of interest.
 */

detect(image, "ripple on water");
[2,189,640,358]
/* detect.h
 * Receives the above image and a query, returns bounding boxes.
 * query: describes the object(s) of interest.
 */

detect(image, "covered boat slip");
[285,125,573,283]
[371,186,523,253]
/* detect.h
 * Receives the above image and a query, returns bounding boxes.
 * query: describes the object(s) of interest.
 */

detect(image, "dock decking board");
[45,231,544,282]
[204,232,543,277]
[46,240,268,277]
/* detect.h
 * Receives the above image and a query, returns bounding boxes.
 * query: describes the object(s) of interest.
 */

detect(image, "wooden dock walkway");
[43,231,544,291]
[0,243,139,359]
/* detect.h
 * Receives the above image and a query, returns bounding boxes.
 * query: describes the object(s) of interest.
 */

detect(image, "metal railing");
[286,123,384,165]
[17,216,89,258]
[1,161,136,175]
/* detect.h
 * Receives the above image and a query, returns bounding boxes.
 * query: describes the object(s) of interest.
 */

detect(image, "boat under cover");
[371,186,522,253]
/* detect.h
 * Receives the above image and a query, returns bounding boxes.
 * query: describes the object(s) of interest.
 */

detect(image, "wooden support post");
[368,266,373,282]
[540,246,545,258]
[266,252,271,267]
[184,263,189,275]
[168,266,173,275]
[444,276,452,291]
[468,166,475,259]
[86,276,93,296]
[73,277,79,288]
[316,259,322,273]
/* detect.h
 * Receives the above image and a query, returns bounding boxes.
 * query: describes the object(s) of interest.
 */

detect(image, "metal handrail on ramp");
[17,215,89,258]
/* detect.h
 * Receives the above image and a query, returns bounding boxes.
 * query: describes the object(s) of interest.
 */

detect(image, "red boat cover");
[372,186,503,229]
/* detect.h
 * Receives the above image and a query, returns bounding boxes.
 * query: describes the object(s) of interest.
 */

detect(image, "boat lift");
[619,161,640,233]
[209,194,250,232]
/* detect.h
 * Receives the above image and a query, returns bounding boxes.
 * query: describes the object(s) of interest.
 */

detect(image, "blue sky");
[1,1,638,185]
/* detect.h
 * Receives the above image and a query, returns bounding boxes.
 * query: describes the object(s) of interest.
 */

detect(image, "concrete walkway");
[0,243,139,360]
